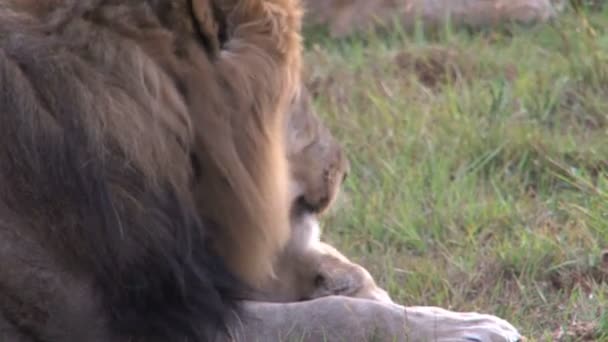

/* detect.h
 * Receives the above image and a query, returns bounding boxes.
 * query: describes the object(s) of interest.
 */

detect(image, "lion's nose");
[296,194,329,214]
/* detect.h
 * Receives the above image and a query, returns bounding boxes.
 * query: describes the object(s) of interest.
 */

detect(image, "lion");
[241,86,523,342]
[0,0,300,340]
[285,86,349,217]
[302,0,557,38]
[250,86,392,304]
[0,1,523,341]
[286,87,393,303]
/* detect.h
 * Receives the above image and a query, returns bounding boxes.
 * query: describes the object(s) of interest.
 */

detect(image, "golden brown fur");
[0,0,302,340]
[184,0,303,285]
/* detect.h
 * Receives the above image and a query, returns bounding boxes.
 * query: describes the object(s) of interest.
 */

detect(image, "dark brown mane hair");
[0,0,302,340]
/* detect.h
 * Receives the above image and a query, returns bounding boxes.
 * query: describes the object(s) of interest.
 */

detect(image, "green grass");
[305,5,608,341]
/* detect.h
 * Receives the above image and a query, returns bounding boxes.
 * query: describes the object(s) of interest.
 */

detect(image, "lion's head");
[287,87,350,218]
[247,85,351,301]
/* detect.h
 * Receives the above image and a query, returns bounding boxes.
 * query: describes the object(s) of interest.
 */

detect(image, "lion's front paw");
[404,306,522,342]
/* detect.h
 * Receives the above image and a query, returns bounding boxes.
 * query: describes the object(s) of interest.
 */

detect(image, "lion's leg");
[306,241,394,304]
[402,306,523,342]
[226,296,407,342]
[223,297,523,342]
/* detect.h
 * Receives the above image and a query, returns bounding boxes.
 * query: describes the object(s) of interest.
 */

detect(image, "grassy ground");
[304,5,608,341]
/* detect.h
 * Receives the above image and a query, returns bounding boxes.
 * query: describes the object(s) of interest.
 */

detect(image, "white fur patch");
[299,213,321,249]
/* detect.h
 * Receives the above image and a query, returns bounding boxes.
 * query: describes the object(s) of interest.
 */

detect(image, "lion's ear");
[191,0,224,55]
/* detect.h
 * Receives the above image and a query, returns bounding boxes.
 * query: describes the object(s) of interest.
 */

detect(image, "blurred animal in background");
[302,0,559,38]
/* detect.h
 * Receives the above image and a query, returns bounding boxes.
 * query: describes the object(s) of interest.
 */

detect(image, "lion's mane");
[0,0,301,341]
